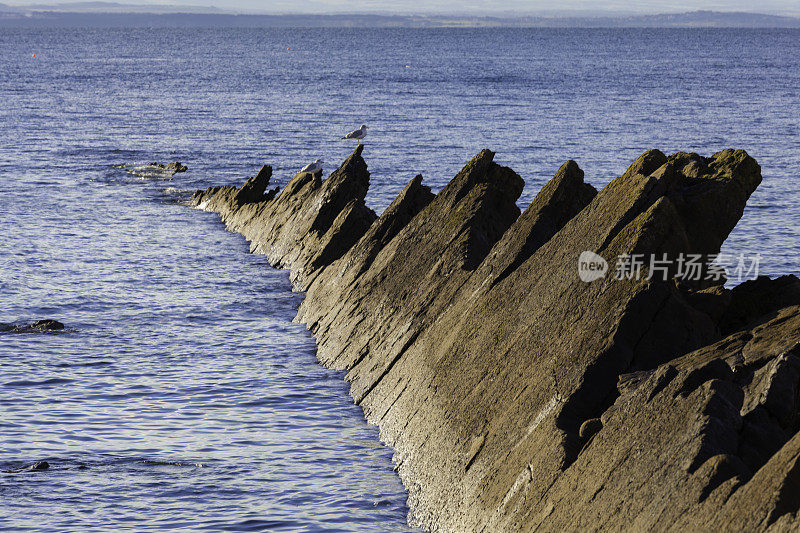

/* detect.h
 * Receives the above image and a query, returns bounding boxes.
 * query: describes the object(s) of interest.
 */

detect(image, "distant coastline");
[2,8,800,28]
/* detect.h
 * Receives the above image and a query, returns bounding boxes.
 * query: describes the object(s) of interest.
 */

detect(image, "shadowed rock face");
[486,159,597,287]
[234,164,275,206]
[191,144,376,288]
[190,146,800,531]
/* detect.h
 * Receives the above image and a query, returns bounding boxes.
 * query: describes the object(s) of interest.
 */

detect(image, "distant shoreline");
[2,10,800,28]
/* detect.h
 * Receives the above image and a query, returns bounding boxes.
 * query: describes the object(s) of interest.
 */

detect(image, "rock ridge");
[189,146,800,531]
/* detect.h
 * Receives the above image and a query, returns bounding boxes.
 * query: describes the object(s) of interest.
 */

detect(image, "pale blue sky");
[6,0,800,15]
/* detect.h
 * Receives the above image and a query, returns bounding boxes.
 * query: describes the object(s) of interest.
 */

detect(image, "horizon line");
[2,3,800,19]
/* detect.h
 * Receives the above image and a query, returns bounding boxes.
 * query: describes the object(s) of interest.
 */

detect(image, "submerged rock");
[126,161,187,178]
[1,319,65,333]
[2,461,50,473]
[28,319,64,331]
[189,147,800,531]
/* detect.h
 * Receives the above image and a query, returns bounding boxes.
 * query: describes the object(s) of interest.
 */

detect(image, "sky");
[5,0,800,16]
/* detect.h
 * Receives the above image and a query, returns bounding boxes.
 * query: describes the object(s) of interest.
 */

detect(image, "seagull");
[301,159,324,174]
[343,124,368,144]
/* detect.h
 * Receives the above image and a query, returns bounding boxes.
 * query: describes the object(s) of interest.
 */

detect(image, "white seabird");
[301,159,324,174]
[343,124,368,143]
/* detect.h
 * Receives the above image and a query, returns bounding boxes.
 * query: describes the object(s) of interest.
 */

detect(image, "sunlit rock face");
[192,146,800,532]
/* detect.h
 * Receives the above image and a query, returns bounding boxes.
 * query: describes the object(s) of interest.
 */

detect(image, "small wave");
[227,518,305,532]
[109,161,187,181]
[127,168,176,180]
[63,434,99,442]
[140,459,208,468]
[3,377,73,387]
[157,186,194,205]
[54,360,113,368]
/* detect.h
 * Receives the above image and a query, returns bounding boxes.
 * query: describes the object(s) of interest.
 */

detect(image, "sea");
[1,27,799,532]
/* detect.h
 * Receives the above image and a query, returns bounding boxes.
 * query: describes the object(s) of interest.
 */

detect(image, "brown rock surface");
[189,146,800,531]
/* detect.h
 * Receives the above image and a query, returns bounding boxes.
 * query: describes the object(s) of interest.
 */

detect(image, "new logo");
[578,251,608,282]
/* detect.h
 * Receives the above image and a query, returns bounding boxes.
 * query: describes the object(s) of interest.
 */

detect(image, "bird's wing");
[344,130,359,139]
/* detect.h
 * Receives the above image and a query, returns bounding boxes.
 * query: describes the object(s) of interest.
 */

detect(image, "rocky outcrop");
[165,161,187,173]
[192,145,375,288]
[190,146,800,531]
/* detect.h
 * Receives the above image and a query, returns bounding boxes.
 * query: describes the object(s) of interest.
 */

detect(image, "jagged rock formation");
[193,145,376,288]
[190,146,800,531]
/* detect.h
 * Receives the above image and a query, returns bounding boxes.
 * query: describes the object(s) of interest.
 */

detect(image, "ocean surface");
[1,27,799,531]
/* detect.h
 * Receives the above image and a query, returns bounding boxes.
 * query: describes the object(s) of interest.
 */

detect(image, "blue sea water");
[1,27,799,531]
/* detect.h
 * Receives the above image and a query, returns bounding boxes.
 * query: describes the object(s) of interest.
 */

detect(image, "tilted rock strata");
[191,146,800,531]
[192,145,376,289]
